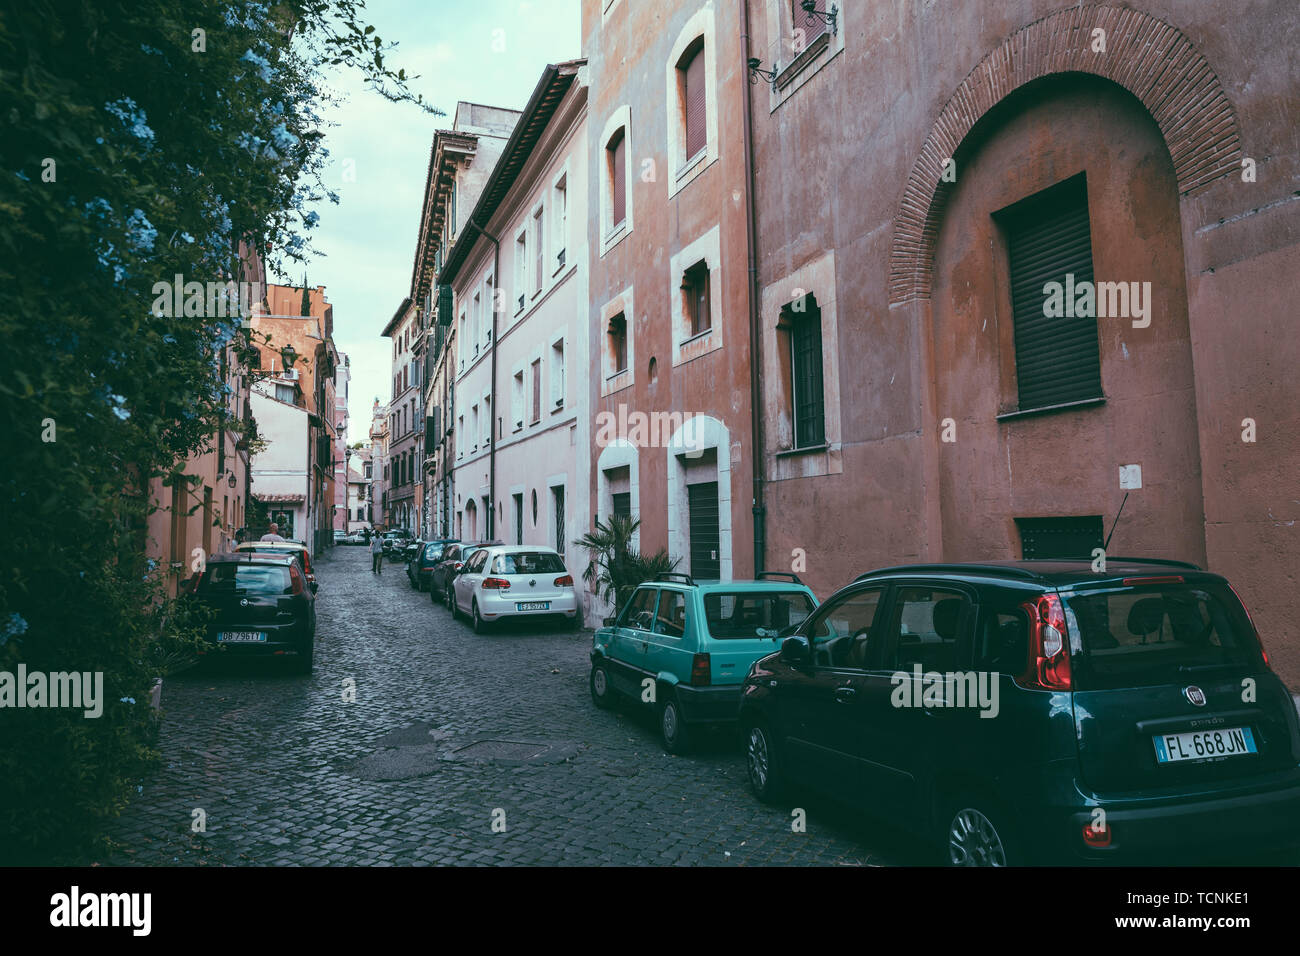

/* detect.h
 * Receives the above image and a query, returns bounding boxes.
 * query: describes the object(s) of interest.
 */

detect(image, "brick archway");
[888,4,1242,305]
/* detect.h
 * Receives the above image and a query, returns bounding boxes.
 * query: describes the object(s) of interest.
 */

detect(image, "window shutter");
[792,307,825,447]
[610,132,626,227]
[684,45,706,159]
[535,212,544,292]
[1003,175,1102,410]
[531,360,541,422]
[792,0,828,44]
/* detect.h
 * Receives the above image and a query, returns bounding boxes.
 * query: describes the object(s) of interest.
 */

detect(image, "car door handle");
[834,686,857,703]
[640,642,648,651]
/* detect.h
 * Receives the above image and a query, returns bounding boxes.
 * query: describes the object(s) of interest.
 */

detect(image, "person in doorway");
[370,532,384,574]
[261,522,287,542]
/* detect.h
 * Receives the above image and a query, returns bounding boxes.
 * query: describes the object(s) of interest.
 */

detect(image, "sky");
[275,0,582,439]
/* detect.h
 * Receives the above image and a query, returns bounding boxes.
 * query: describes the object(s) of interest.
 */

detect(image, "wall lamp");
[800,0,838,37]
[747,57,779,93]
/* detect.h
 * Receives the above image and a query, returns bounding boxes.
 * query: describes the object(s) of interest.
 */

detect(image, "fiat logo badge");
[240,598,250,607]
[1184,685,1207,707]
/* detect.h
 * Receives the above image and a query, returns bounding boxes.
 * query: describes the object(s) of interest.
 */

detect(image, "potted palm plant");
[574,515,680,619]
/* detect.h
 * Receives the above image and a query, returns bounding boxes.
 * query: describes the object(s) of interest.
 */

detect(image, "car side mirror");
[780,635,811,664]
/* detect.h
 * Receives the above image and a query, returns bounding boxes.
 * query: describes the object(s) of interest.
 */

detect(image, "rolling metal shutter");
[612,492,631,519]
[1016,516,1103,560]
[684,44,706,159]
[687,481,720,580]
[610,132,626,227]
[1004,176,1103,410]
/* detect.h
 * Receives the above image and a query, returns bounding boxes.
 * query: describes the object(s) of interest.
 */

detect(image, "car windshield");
[1066,581,1260,689]
[494,552,566,574]
[202,564,292,595]
[702,591,816,639]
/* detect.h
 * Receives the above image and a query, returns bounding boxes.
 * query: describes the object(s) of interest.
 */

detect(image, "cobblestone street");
[89,545,921,866]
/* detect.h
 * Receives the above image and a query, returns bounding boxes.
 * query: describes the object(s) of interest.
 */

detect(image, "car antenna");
[1103,491,1129,552]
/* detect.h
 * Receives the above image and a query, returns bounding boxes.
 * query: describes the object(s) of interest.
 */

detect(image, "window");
[552,485,565,555]
[514,231,527,312]
[470,404,479,450]
[682,261,711,336]
[553,175,568,268]
[607,128,626,230]
[653,590,687,637]
[1015,515,1104,559]
[880,588,968,673]
[482,395,491,448]
[513,493,523,545]
[679,38,707,162]
[703,591,815,639]
[997,174,1102,411]
[608,312,628,374]
[511,370,525,430]
[809,587,886,669]
[472,292,481,354]
[530,359,541,424]
[622,587,659,630]
[790,302,825,447]
[612,492,631,518]
[791,0,828,45]
[550,339,565,409]
[533,207,545,295]
[274,383,294,403]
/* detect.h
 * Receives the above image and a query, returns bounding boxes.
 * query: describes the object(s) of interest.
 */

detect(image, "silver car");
[449,545,580,633]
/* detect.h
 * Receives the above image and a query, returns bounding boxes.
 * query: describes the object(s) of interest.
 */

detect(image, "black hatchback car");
[189,552,317,673]
[408,538,459,591]
[738,559,1300,865]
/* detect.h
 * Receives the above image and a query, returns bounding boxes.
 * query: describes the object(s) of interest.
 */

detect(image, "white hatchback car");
[450,545,580,633]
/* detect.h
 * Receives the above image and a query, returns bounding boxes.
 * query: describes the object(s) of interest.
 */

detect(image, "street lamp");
[280,343,298,371]
[800,0,838,37]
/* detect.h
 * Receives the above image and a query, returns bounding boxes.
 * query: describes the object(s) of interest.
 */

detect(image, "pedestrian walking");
[370,532,383,574]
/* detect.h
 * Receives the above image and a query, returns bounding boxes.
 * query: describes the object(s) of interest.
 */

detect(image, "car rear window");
[1066,581,1260,689]
[703,591,815,640]
[495,552,566,574]
[202,564,293,595]
[424,544,445,560]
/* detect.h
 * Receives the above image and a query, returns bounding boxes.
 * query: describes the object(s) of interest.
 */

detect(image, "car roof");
[209,551,295,565]
[852,558,1210,587]
[634,574,815,595]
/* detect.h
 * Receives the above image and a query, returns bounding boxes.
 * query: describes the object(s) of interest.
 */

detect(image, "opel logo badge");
[1184,685,1207,707]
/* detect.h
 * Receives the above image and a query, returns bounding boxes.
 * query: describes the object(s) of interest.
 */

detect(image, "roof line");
[439,58,586,287]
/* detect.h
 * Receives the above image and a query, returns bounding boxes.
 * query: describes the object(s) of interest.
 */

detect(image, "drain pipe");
[463,215,501,540]
[740,0,766,575]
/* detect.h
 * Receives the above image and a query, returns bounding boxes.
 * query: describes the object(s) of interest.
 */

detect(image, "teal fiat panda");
[589,572,819,753]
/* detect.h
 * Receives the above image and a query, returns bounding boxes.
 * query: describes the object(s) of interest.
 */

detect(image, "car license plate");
[517,602,549,612]
[218,631,267,643]
[1153,726,1257,764]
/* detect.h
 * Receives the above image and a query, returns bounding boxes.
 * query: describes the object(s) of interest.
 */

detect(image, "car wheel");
[659,690,691,754]
[471,600,488,634]
[743,717,783,803]
[942,797,1019,866]
[590,660,616,709]
[447,585,459,617]
[430,580,441,604]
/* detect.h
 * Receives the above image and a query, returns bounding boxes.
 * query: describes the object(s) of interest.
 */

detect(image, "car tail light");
[690,653,711,687]
[1227,581,1269,668]
[554,575,573,587]
[454,562,463,571]
[482,577,511,590]
[1018,593,1071,691]
[1081,821,1112,848]
[289,565,306,595]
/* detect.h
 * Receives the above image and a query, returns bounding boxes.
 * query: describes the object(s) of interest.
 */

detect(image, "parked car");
[333,529,346,544]
[187,552,316,673]
[738,559,1300,865]
[590,572,819,753]
[408,538,459,591]
[235,540,318,592]
[429,542,474,604]
[448,544,576,632]
[401,539,424,565]
[344,531,367,545]
[381,529,411,556]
